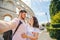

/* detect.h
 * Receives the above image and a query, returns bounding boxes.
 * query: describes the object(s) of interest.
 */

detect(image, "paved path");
[38,30,56,40]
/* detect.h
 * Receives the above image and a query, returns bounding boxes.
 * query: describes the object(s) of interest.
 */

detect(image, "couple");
[0,10,40,40]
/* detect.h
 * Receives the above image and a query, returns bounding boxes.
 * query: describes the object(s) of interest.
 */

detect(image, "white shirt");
[26,24,40,40]
[12,18,27,40]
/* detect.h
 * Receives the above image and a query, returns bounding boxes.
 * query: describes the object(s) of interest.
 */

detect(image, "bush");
[49,29,60,40]
[49,12,60,40]
[52,23,60,28]
[49,29,56,39]
[51,12,60,23]
[48,23,60,40]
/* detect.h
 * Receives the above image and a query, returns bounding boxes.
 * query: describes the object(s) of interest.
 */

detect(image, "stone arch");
[3,13,12,18]
[7,0,14,5]
[3,13,12,20]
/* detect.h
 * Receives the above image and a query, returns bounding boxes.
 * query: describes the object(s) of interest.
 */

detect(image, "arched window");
[4,16,11,22]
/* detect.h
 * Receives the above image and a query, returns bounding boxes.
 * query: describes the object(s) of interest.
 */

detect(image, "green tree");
[52,12,60,23]
[49,0,60,40]
[50,0,60,17]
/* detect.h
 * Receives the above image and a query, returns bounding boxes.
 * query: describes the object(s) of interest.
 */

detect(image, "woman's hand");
[21,32,39,40]
[21,33,27,38]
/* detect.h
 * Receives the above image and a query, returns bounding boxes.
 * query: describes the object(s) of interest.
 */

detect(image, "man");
[0,10,27,40]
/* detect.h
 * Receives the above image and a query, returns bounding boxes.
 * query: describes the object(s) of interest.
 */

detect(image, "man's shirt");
[11,18,27,40]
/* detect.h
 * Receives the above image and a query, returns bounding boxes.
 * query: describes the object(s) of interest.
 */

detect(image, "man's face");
[21,12,26,19]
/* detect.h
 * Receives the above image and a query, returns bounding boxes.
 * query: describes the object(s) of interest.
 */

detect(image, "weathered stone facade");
[0,0,34,21]
[0,0,34,40]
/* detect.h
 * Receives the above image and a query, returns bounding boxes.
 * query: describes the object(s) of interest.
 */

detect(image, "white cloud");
[39,0,51,2]
[35,12,45,16]
[35,12,51,25]
[39,12,45,16]
[39,18,51,25]
[39,21,49,24]
[39,0,43,2]
[21,0,31,7]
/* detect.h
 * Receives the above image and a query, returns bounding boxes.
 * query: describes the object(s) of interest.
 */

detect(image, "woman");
[21,16,40,40]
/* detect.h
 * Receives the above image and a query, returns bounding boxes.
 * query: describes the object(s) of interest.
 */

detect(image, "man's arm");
[0,20,11,33]
[0,19,18,34]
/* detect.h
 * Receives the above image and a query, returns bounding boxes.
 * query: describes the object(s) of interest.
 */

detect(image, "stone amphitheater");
[0,0,34,40]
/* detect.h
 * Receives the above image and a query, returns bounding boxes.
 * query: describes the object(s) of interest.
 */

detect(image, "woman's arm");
[22,32,39,40]
[27,32,39,40]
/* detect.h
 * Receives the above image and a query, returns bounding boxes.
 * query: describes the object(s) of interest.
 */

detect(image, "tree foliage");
[52,12,60,23]
[50,0,60,17]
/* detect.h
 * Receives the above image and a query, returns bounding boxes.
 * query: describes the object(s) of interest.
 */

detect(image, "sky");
[3,0,51,25]
[22,0,51,24]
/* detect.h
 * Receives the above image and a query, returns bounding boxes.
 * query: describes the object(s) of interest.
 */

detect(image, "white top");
[26,24,40,40]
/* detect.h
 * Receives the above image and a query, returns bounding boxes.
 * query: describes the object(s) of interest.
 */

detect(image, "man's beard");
[22,17,25,20]
[20,15,25,20]
[21,16,25,20]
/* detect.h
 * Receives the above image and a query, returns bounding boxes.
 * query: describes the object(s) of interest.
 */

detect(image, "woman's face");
[29,17,34,25]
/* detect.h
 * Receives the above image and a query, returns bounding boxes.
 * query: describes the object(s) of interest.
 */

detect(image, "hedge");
[46,23,60,40]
